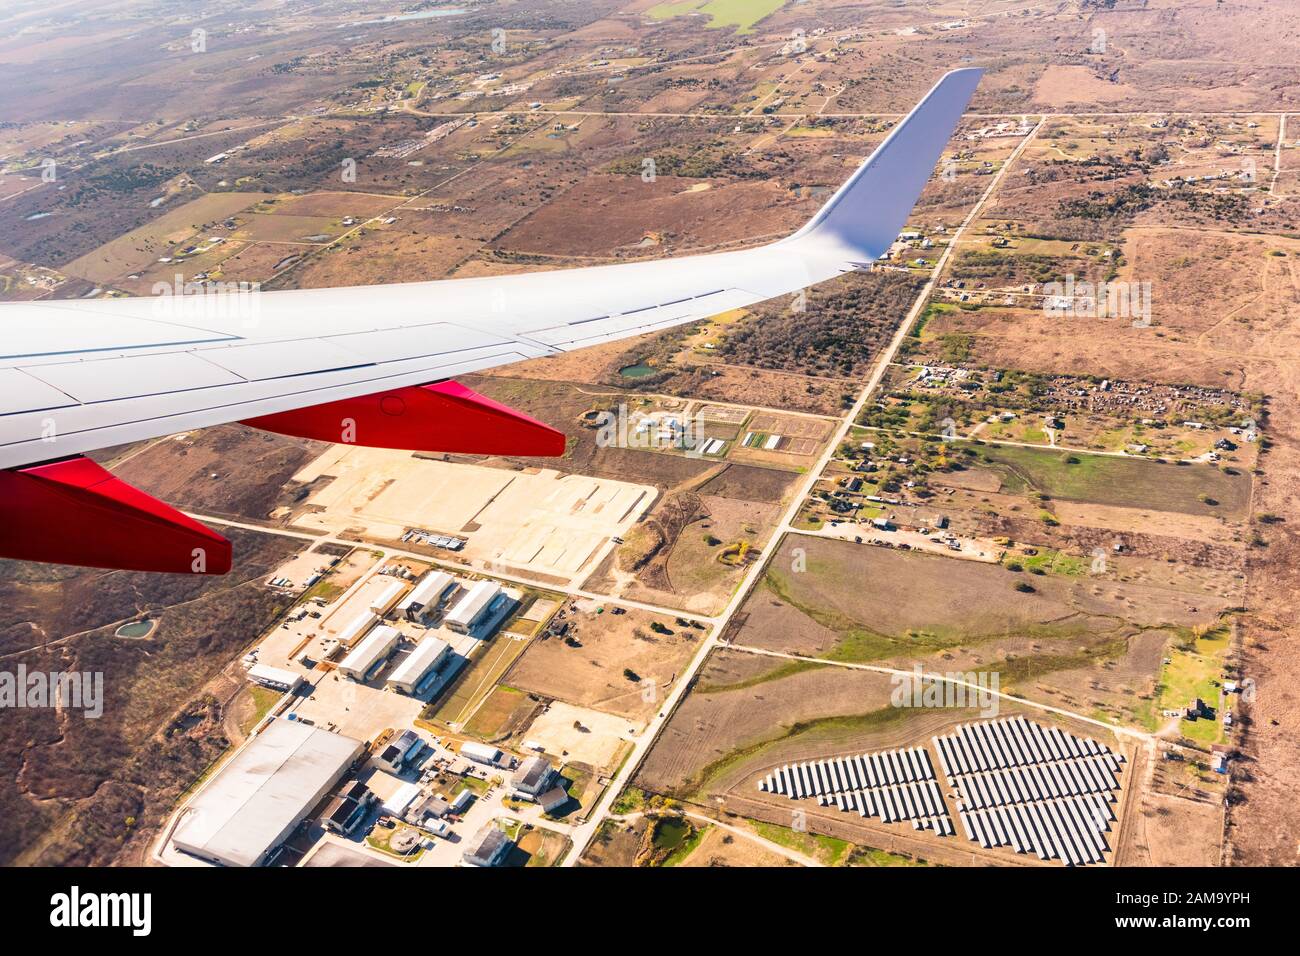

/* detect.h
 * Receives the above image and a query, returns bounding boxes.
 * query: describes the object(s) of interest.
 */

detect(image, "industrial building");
[337,625,401,682]
[368,578,406,618]
[322,781,374,836]
[462,825,513,867]
[444,580,508,635]
[335,609,378,648]
[246,662,303,694]
[375,729,423,774]
[171,719,363,867]
[511,755,559,800]
[381,780,423,820]
[386,635,452,694]
[460,741,503,766]
[397,571,457,622]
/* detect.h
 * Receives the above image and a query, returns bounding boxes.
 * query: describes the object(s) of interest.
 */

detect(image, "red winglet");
[0,456,231,574]
[241,380,566,457]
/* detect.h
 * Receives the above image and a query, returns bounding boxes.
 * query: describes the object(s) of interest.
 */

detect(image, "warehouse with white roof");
[337,624,401,682]
[397,571,457,622]
[171,719,362,867]
[368,578,406,617]
[386,635,451,694]
[334,609,378,648]
[444,580,508,635]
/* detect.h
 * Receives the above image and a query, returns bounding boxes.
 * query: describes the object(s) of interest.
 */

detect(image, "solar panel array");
[932,715,1125,867]
[757,746,955,836]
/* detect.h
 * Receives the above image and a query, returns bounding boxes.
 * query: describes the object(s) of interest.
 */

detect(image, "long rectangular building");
[445,580,504,635]
[337,624,401,682]
[334,609,378,648]
[172,720,362,867]
[397,571,456,622]
[386,635,451,694]
[368,579,406,617]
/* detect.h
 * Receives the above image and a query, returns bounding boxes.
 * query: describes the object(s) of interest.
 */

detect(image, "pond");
[618,362,657,379]
[651,817,691,851]
[115,620,154,638]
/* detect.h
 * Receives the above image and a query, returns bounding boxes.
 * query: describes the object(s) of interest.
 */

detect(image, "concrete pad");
[523,702,641,770]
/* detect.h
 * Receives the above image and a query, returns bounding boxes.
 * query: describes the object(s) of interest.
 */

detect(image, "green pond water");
[619,362,657,379]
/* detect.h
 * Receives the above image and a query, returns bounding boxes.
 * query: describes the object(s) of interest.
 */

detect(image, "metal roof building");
[246,662,303,694]
[368,578,407,617]
[444,580,504,635]
[397,571,456,621]
[337,624,401,682]
[171,720,362,867]
[335,609,378,648]
[462,825,513,867]
[386,635,451,694]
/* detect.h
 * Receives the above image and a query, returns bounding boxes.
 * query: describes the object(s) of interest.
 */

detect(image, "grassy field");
[751,820,852,866]
[1005,547,1088,576]
[1150,622,1231,745]
[238,685,283,735]
[646,0,784,34]
[960,442,1252,518]
[461,684,535,741]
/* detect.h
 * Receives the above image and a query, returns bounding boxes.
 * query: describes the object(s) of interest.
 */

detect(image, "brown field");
[727,534,1235,728]
[104,424,327,526]
[271,230,481,288]
[0,527,303,866]
[496,173,802,258]
[678,824,797,867]
[506,601,705,721]
[590,490,779,615]
[578,817,649,867]
[60,192,261,284]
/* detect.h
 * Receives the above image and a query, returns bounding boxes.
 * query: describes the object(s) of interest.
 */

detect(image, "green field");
[646,0,785,34]
[960,442,1252,517]
[1151,623,1231,745]
[1006,547,1088,576]
[751,820,851,866]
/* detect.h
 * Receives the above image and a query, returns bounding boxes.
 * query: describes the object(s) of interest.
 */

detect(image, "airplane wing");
[0,68,982,573]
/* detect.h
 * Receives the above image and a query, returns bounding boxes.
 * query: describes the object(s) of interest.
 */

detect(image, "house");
[1186,698,1214,721]
[1211,745,1231,774]
[321,783,374,835]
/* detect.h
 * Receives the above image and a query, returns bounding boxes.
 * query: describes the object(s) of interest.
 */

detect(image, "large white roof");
[337,623,400,677]
[172,719,362,867]
[387,635,450,689]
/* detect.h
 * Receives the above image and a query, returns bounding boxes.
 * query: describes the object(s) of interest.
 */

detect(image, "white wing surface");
[0,68,982,471]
